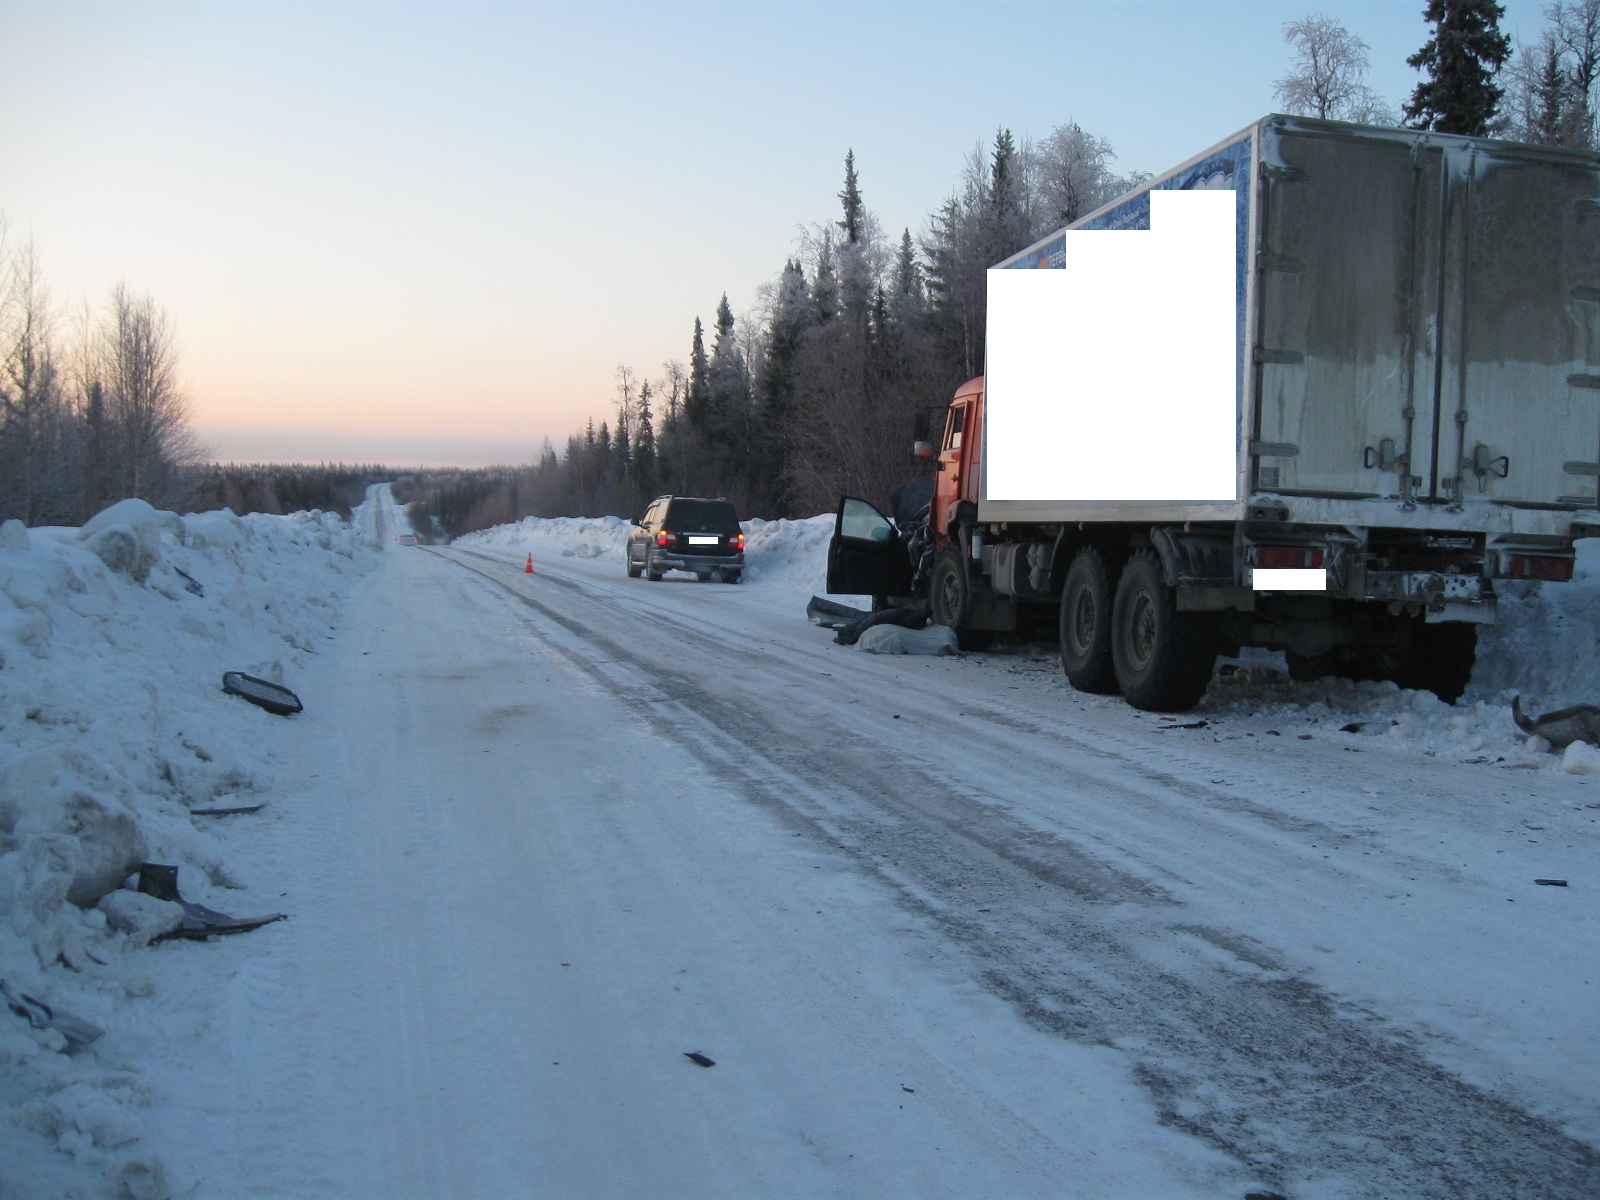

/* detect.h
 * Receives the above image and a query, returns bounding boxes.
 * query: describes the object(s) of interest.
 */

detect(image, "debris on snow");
[684,1051,716,1067]
[221,671,304,716]
[0,495,375,1197]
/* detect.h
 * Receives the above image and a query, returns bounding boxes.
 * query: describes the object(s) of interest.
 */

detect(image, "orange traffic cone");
[524,553,535,574]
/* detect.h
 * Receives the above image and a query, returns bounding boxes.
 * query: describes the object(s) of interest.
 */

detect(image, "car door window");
[839,497,894,541]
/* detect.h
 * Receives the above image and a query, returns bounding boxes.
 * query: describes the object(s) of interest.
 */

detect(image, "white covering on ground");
[0,501,376,1198]
[3,498,1599,1195]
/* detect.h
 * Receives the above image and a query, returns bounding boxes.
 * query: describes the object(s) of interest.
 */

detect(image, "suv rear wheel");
[645,549,663,582]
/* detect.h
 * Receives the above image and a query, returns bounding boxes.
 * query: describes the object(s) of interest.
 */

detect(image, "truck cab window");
[945,406,966,452]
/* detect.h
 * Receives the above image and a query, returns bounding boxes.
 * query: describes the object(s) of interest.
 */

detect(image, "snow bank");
[0,501,376,1197]
[459,512,844,598]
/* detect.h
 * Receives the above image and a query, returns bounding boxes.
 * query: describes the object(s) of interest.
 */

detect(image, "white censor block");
[1251,567,1327,591]
[986,189,1238,502]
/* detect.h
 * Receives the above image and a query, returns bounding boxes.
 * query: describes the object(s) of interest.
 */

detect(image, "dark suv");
[627,496,745,583]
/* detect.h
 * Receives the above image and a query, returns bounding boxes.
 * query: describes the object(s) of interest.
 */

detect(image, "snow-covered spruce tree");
[704,292,753,503]
[752,259,810,516]
[632,378,657,503]
[685,316,709,430]
[1551,0,1600,146]
[1504,31,1571,145]
[1403,0,1512,136]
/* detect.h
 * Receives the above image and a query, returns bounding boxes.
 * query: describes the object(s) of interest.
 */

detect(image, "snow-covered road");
[148,487,1598,1198]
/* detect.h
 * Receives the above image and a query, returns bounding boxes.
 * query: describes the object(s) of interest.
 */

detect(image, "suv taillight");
[656,530,676,548]
[730,532,745,551]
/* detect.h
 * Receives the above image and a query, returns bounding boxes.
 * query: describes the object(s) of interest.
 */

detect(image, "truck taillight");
[730,532,745,551]
[1252,546,1324,570]
[1504,554,1574,581]
[656,530,676,547]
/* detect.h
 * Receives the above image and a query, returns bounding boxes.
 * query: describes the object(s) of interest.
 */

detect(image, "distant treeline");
[189,463,396,520]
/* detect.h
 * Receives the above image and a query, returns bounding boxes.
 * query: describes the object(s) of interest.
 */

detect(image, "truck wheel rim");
[1130,593,1157,670]
[938,572,961,621]
[1072,592,1096,653]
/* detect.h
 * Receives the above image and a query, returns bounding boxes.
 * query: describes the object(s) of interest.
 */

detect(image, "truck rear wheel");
[1111,550,1217,712]
[930,548,992,650]
[1060,547,1117,694]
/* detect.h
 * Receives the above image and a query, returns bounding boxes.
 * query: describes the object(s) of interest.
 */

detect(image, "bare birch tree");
[1275,13,1396,124]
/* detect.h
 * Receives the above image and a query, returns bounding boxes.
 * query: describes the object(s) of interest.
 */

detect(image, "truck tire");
[1060,547,1117,694]
[645,550,663,582]
[626,554,642,579]
[1111,550,1217,712]
[930,549,992,650]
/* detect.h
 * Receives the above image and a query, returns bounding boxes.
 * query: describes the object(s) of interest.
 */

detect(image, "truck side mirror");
[914,440,936,459]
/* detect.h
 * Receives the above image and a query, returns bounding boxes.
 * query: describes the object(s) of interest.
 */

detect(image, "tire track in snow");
[436,547,1600,1200]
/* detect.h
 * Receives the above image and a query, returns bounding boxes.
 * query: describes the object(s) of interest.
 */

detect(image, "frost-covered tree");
[1404,0,1512,136]
[1275,13,1395,124]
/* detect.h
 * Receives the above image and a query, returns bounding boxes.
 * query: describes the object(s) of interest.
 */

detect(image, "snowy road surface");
[153,488,1597,1198]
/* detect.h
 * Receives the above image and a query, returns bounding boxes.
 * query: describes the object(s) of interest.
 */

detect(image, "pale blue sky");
[0,1,1552,465]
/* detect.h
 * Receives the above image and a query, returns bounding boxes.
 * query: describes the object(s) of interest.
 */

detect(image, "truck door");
[1254,125,1444,502]
[932,395,977,537]
[1440,146,1600,508]
[827,497,914,597]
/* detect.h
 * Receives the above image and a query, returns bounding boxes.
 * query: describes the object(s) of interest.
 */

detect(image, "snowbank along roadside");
[0,498,378,1199]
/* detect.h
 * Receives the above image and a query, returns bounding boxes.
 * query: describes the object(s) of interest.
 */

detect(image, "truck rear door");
[1442,145,1600,508]
[1254,124,1444,502]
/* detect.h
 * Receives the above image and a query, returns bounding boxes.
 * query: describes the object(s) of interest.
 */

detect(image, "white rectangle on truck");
[985,189,1238,503]
[687,535,718,545]
[1251,567,1327,591]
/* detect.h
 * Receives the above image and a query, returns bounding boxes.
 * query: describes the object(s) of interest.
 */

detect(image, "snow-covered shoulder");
[0,501,377,1198]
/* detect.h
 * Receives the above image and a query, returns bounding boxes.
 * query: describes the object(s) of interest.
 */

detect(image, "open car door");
[827,496,914,597]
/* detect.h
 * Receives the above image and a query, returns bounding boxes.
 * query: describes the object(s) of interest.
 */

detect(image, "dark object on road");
[1245,1192,1288,1200]
[1157,720,1208,730]
[137,863,286,940]
[627,496,745,583]
[1,978,104,1047]
[1340,722,1365,733]
[807,595,869,628]
[683,1051,716,1068]
[222,672,303,716]
[1535,878,1569,887]
[189,803,266,817]
[805,595,930,645]
[1511,695,1600,748]
[173,566,205,596]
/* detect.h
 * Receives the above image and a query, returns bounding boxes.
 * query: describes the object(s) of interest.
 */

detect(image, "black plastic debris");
[1,978,103,1047]
[1157,720,1208,730]
[1512,695,1600,748]
[1535,878,1569,887]
[189,803,266,817]
[137,863,286,940]
[683,1051,716,1068]
[222,672,302,716]
[806,595,869,629]
[173,567,205,597]
[1340,722,1365,733]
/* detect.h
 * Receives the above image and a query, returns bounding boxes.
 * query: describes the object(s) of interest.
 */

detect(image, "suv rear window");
[664,499,739,530]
